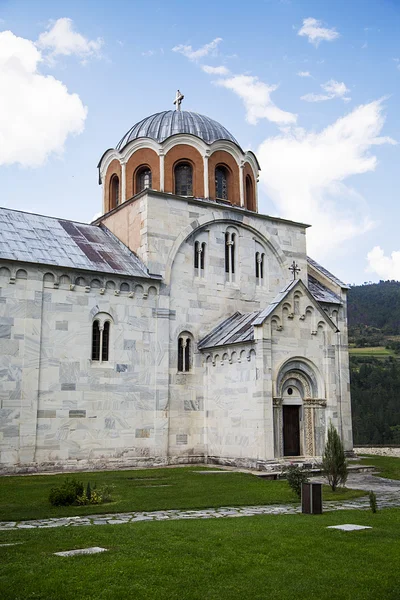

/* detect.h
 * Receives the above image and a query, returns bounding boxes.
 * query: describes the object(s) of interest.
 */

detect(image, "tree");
[321,422,348,492]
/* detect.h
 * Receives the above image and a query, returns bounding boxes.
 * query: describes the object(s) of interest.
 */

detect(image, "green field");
[349,346,394,357]
[357,455,400,480]
[1,509,399,600]
[0,467,365,522]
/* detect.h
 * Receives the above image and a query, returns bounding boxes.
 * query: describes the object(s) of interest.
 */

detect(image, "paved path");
[1,472,399,532]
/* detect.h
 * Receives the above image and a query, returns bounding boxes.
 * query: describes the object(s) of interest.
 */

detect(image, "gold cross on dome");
[173,90,184,111]
[289,261,301,280]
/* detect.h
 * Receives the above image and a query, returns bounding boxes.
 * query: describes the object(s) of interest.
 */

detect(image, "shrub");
[369,490,378,513]
[321,422,348,492]
[98,484,115,503]
[284,464,310,498]
[49,478,84,506]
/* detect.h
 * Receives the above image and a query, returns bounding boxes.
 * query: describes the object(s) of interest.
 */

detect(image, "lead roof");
[0,207,158,279]
[116,110,240,151]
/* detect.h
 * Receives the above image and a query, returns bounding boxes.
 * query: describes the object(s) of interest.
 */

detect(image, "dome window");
[245,175,255,210]
[136,167,152,193]
[110,174,120,208]
[215,166,228,201]
[174,163,193,196]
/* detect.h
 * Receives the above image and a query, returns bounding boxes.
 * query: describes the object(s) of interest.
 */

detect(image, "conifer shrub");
[284,464,310,498]
[321,422,348,491]
[369,490,378,513]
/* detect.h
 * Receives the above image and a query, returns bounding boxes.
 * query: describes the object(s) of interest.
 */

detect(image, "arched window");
[255,252,265,285]
[245,175,254,210]
[215,166,228,200]
[91,317,111,363]
[178,333,192,372]
[136,167,152,193]
[194,241,206,277]
[110,175,120,208]
[174,163,193,196]
[225,230,236,281]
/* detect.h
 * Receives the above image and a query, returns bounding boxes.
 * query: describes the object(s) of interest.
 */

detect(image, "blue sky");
[0,0,400,284]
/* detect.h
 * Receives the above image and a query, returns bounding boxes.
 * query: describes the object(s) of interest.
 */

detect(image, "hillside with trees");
[348,281,400,444]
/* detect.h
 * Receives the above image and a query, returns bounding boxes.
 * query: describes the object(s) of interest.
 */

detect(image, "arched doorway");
[282,384,302,456]
[274,358,325,458]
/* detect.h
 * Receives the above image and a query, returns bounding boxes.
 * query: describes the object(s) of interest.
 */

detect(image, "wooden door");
[283,406,300,456]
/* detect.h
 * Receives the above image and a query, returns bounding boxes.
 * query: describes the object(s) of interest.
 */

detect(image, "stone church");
[0,95,353,472]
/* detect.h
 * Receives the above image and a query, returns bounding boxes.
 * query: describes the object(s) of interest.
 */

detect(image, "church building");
[0,93,353,472]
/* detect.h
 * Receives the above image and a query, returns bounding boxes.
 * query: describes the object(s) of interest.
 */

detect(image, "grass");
[357,455,400,480]
[0,467,365,522]
[1,509,399,599]
[349,346,394,357]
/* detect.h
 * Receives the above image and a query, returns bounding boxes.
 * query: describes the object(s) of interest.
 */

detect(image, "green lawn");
[357,454,400,480]
[1,509,399,600]
[0,467,365,522]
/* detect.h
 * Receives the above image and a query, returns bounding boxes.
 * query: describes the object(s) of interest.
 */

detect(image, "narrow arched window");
[194,240,206,277]
[225,230,236,281]
[215,166,228,200]
[178,334,192,372]
[92,320,101,361]
[136,167,152,193]
[102,321,110,361]
[91,316,111,363]
[255,252,265,285]
[175,163,193,196]
[110,175,120,208]
[245,175,254,210]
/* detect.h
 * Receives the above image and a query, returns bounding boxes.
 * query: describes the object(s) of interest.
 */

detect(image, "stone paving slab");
[327,524,372,531]
[54,547,108,557]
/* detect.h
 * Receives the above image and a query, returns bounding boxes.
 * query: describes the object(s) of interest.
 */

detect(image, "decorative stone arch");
[208,150,240,205]
[274,357,326,458]
[164,144,204,197]
[164,216,287,286]
[127,148,160,198]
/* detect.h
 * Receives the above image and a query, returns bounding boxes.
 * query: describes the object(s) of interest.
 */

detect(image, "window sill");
[90,360,115,370]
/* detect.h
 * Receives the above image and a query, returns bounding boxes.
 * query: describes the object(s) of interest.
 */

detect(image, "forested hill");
[348,281,400,334]
[347,281,400,445]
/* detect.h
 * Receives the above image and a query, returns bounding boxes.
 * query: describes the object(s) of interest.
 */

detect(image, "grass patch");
[357,455,400,480]
[0,509,399,599]
[349,346,394,357]
[0,467,365,522]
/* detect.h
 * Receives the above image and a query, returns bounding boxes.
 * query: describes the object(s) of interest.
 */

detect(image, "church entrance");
[283,405,300,456]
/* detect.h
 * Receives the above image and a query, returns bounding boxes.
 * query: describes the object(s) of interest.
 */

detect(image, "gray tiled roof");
[307,257,349,289]
[199,278,340,350]
[116,110,240,150]
[0,207,158,279]
[308,275,341,304]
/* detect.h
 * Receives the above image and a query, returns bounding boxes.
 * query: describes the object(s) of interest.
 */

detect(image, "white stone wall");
[0,265,167,471]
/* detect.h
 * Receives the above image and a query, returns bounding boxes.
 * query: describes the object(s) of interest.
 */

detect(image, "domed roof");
[116,110,239,150]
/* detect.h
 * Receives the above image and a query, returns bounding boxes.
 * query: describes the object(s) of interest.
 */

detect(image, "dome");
[116,110,239,151]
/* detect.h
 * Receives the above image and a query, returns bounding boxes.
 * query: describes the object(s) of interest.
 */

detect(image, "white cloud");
[298,17,340,47]
[172,37,222,61]
[257,100,395,257]
[37,17,103,63]
[202,64,230,75]
[301,79,351,103]
[0,29,87,167]
[216,74,297,125]
[367,246,400,280]
[142,50,156,57]
[297,71,311,77]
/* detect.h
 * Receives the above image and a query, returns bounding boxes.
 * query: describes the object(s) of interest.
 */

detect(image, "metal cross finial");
[289,261,301,280]
[174,90,184,111]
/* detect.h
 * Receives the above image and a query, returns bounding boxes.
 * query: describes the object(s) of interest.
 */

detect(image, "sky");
[0,0,400,285]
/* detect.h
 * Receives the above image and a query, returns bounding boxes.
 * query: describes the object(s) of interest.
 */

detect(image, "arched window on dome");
[245,175,255,211]
[136,167,152,193]
[174,162,193,196]
[110,175,120,209]
[215,166,229,201]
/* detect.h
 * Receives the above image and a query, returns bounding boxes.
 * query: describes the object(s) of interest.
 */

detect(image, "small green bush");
[48,478,84,506]
[369,490,378,513]
[284,465,310,498]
